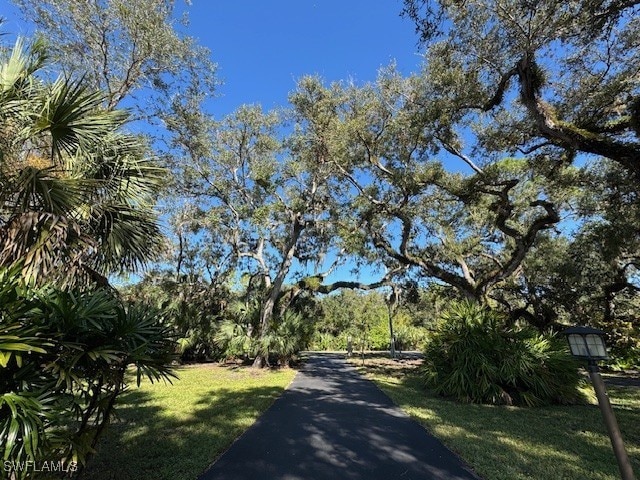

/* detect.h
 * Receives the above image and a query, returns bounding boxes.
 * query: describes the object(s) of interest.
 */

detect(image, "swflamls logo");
[3,460,78,473]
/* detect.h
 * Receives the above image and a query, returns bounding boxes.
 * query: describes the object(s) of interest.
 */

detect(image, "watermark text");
[3,460,78,474]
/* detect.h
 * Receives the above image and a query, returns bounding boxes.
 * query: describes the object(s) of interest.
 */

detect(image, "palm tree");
[0,39,175,478]
[0,38,165,287]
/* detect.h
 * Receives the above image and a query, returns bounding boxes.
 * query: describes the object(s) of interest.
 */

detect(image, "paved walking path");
[198,353,480,480]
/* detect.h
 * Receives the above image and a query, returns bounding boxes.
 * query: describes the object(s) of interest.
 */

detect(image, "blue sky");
[179,0,423,116]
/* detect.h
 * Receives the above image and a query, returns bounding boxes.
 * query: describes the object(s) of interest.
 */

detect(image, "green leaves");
[0,39,166,287]
[0,392,45,462]
[422,301,587,406]
[32,77,126,159]
[0,337,48,368]
[0,267,177,475]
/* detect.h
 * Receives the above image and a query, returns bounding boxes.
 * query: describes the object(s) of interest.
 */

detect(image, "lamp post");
[563,326,636,480]
[386,286,400,359]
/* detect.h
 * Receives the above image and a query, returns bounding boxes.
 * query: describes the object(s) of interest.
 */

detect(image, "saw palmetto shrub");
[216,304,314,366]
[422,301,586,407]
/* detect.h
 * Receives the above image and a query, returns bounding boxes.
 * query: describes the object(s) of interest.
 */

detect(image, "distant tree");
[314,290,414,352]
[11,0,217,112]
[315,285,481,354]
[317,292,359,339]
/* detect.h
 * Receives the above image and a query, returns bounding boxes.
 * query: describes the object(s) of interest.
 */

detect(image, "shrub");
[422,301,586,406]
[309,332,347,351]
[394,325,428,351]
[0,268,177,478]
[213,301,258,362]
[215,305,313,365]
[260,311,314,366]
[369,320,392,350]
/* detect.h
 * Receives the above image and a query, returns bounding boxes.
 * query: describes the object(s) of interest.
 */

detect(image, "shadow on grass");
[80,373,289,480]
[372,367,640,480]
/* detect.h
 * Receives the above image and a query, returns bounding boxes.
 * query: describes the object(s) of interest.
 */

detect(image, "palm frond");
[29,76,127,160]
[0,212,90,285]
[87,204,163,273]
[1,39,165,286]
[422,301,587,406]
[0,38,31,94]
[6,165,87,215]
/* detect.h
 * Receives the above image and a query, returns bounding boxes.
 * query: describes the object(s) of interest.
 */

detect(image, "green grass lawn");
[355,355,640,480]
[80,363,296,480]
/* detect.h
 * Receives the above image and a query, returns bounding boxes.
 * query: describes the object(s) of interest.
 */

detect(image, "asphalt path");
[198,353,480,480]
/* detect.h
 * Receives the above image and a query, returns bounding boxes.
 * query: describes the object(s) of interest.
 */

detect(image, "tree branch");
[481,66,518,112]
[515,53,640,177]
[438,137,485,175]
[478,197,559,293]
[304,265,406,294]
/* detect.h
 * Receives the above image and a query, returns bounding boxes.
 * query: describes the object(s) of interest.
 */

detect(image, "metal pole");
[387,286,399,359]
[587,362,636,480]
[388,302,396,359]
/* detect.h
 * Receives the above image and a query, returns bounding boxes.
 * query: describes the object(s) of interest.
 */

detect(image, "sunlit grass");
[355,355,640,480]
[81,364,296,480]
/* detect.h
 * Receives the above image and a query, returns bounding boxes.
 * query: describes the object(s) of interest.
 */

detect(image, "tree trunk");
[388,309,396,359]
[252,214,304,368]
[252,296,277,368]
[252,354,265,368]
[387,286,400,359]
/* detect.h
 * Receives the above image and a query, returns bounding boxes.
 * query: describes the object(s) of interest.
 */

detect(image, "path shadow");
[199,353,480,480]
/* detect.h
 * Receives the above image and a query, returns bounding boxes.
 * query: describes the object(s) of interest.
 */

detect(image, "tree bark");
[252,213,305,368]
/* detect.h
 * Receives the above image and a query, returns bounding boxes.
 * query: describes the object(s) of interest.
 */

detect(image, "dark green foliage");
[122,272,231,362]
[260,311,315,366]
[0,267,177,478]
[422,301,586,407]
[215,299,314,366]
